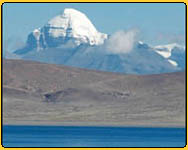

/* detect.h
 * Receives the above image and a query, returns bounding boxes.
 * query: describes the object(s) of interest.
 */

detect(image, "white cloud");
[105,29,139,54]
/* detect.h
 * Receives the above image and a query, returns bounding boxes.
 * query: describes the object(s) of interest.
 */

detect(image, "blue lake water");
[2,125,186,147]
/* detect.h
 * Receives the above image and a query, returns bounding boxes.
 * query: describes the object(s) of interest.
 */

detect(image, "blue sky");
[3,3,185,47]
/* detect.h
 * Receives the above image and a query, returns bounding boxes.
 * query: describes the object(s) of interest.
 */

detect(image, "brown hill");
[3,59,186,127]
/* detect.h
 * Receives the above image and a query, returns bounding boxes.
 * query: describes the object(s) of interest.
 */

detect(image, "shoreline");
[3,120,185,128]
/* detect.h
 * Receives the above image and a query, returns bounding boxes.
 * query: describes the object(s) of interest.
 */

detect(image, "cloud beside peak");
[105,29,139,54]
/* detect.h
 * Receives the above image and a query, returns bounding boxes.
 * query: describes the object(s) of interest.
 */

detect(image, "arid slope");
[3,59,185,127]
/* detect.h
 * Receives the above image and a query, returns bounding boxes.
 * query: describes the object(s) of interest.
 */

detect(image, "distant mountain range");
[5,8,185,74]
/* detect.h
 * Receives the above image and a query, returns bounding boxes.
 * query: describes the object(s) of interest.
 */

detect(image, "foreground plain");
[3,59,185,127]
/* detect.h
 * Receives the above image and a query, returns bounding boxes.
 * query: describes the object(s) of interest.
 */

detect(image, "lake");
[2,125,186,147]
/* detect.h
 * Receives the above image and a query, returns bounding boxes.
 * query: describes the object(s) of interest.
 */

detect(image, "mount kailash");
[6,8,185,74]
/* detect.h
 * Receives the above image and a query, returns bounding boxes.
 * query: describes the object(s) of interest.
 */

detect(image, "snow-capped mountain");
[154,43,184,58]
[12,8,185,74]
[47,8,107,45]
[14,8,107,55]
[153,43,185,68]
[134,41,185,69]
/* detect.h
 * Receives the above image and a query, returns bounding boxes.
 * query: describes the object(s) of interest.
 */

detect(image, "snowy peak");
[154,43,185,52]
[154,43,185,58]
[153,43,185,67]
[44,8,107,46]
[47,8,97,33]
[14,8,108,55]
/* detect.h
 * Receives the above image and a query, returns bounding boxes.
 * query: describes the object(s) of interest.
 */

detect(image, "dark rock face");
[14,25,86,55]
[42,26,65,48]
[14,26,67,54]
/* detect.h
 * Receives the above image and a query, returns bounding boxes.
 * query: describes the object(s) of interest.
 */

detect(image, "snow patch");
[155,50,171,58]
[138,41,144,45]
[154,43,185,53]
[33,28,41,51]
[154,43,185,58]
[168,59,178,67]
[33,28,41,41]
